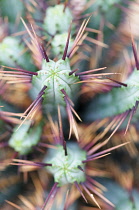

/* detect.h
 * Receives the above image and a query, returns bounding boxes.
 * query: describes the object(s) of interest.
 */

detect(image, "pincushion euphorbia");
[0,36,35,70]
[0,18,124,139]
[43,4,73,36]
[12,111,128,209]
[44,143,86,186]
[51,32,73,57]
[30,58,80,116]
[9,122,42,155]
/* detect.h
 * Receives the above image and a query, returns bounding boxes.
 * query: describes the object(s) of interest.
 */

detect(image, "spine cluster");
[0,1,139,209]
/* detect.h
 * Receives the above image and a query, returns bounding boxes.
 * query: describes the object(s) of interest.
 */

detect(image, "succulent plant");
[43,4,73,36]
[44,143,86,186]
[0,36,36,70]
[9,122,42,155]
[51,33,73,57]
[82,68,139,121]
[1,1,139,210]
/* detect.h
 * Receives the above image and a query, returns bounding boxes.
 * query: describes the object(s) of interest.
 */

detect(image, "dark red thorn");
[41,183,59,210]
[61,88,66,94]
[78,166,85,172]
[1,66,38,75]
[63,140,68,156]
[74,181,88,203]
[125,109,135,135]
[61,88,73,106]
[33,85,47,104]
[39,43,49,62]
[103,82,123,87]
[125,101,139,134]
[69,69,79,76]
[105,77,127,87]
[61,89,68,99]
[62,23,72,60]
[19,86,47,126]
[131,36,139,70]
[34,162,52,167]
[83,142,129,162]
[63,1,68,12]
[86,80,124,88]
[40,85,47,95]
[61,89,71,103]
[23,85,47,116]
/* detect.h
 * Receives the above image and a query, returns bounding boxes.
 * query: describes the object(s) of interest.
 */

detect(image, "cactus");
[0,36,36,70]
[51,33,73,58]
[9,122,42,155]
[1,1,139,210]
[43,4,73,36]
[82,68,139,121]
[44,143,86,186]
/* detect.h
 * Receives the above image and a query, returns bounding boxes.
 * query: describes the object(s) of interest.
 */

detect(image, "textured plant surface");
[0,0,139,210]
